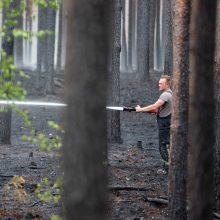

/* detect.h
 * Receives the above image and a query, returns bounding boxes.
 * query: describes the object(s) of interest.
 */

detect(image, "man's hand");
[135,105,141,112]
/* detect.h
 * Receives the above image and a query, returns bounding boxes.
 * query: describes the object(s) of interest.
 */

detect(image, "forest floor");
[0,73,169,219]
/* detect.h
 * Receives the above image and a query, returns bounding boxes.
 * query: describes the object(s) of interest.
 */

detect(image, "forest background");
[0,0,220,220]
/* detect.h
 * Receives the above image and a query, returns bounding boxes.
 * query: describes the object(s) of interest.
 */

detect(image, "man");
[135,75,173,165]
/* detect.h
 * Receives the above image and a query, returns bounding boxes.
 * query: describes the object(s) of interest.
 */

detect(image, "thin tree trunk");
[107,0,122,144]
[63,0,110,219]
[45,7,56,94]
[121,0,128,73]
[127,0,133,72]
[0,3,16,144]
[56,3,63,73]
[149,0,156,76]
[214,1,220,213]
[168,0,190,219]
[131,0,137,72]
[136,0,150,81]
[189,1,217,220]
[163,0,173,75]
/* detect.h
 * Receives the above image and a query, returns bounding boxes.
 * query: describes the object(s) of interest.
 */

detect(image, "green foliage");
[35,177,62,206]
[0,0,63,219]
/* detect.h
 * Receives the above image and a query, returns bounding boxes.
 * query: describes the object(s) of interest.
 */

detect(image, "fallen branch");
[30,200,41,207]
[145,197,168,205]
[109,186,148,191]
[0,175,14,178]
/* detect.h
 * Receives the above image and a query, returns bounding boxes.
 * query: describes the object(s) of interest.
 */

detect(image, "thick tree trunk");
[136,0,150,81]
[189,1,217,220]
[163,0,173,75]
[168,1,190,219]
[63,0,110,219]
[214,0,220,214]
[108,0,122,144]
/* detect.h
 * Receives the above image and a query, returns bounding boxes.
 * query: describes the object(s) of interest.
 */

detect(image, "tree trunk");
[189,1,217,220]
[0,3,16,145]
[131,0,137,72]
[168,1,190,219]
[56,3,63,73]
[63,0,110,219]
[37,8,47,93]
[127,0,133,72]
[149,0,156,76]
[214,0,220,214]
[107,0,122,144]
[136,0,150,81]
[45,7,56,94]
[120,0,128,73]
[163,0,173,75]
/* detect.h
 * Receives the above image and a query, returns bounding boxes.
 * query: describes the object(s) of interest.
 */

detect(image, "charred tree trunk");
[0,3,17,144]
[189,1,217,220]
[108,0,122,144]
[168,1,190,219]
[63,0,110,219]
[214,0,220,214]
[136,0,150,81]
[163,0,173,75]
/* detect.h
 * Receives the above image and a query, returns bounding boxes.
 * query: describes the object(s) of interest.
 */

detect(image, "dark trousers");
[157,115,171,162]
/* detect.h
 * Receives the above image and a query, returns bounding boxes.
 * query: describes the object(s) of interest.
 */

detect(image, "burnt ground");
[0,73,168,219]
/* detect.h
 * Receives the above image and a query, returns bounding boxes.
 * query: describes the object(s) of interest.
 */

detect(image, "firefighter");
[135,75,173,168]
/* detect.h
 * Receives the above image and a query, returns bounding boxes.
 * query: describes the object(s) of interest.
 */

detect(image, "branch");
[109,185,148,191]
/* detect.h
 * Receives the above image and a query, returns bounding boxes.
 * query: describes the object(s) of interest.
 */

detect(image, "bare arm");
[135,99,165,113]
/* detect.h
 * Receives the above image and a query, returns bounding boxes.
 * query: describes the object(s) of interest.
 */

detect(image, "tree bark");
[168,0,190,219]
[136,0,150,81]
[63,0,110,219]
[189,1,217,220]
[120,0,128,73]
[163,0,173,75]
[45,7,56,94]
[107,0,122,144]
[149,0,156,76]
[214,0,220,214]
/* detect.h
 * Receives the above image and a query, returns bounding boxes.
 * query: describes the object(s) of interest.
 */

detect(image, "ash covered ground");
[0,74,168,219]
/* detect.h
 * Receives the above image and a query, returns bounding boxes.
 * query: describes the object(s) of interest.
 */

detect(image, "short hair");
[160,74,171,86]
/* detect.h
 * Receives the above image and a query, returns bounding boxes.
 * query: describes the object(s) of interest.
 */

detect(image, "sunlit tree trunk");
[189,1,217,220]
[136,0,150,81]
[63,0,110,219]
[214,0,220,214]
[168,0,190,219]
[108,0,122,144]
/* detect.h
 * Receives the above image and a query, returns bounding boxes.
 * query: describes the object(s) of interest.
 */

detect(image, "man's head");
[158,75,171,91]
